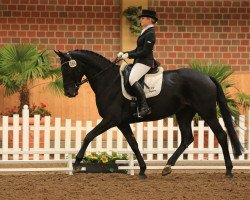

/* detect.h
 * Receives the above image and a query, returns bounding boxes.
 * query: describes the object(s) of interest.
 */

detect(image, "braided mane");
[72,49,117,68]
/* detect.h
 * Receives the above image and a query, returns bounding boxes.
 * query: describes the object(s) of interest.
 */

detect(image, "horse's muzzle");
[64,90,78,98]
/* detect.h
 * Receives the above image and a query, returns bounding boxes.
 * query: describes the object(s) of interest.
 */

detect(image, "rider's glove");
[122,53,129,59]
[117,52,123,58]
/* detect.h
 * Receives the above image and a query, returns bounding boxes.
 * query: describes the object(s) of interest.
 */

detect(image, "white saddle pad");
[120,62,164,100]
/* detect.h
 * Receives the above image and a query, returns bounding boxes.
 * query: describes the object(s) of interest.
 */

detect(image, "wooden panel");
[231,73,250,95]
[30,80,100,121]
[0,80,100,122]
[230,72,250,115]
[121,0,148,52]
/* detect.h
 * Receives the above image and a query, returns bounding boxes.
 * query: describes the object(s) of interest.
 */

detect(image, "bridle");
[62,53,123,89]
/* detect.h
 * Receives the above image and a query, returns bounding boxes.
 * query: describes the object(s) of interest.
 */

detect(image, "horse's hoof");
[225,173,233,178]
[73,165,83,173]
[139,174,147,179]
[162,165,172,176]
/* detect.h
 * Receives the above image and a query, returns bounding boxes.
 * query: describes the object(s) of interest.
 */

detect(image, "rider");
[118,9,158,117]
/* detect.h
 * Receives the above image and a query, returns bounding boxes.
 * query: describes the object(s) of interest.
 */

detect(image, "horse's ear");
[54,50,65,58]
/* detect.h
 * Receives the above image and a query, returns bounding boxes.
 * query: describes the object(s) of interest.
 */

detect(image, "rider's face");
[140,17,153,28]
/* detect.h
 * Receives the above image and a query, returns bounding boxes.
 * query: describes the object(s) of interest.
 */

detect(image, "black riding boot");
[132,82,151,117]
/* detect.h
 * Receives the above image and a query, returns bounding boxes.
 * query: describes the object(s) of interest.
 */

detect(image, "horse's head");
[54,50,84,98]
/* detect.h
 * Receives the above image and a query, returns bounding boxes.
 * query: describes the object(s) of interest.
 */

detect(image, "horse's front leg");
[74,119,115,172]
[118,124,147,179]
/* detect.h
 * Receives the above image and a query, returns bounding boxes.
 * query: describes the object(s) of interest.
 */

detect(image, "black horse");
[55,49,243,178]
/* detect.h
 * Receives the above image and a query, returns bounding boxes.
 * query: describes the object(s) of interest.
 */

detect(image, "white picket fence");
[0,105,250,175]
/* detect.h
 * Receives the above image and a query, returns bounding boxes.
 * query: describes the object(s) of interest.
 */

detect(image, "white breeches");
[129,63,151,86]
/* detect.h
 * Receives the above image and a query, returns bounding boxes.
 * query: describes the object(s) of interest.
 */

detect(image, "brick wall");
[0,0,249,120]
[0,0,120,59]
[149,0,250,71]
[1,1,249,71]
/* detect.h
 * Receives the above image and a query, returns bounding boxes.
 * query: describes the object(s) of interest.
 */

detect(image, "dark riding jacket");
[125,27,156,68]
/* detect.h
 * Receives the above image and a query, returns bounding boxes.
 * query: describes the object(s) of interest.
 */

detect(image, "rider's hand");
[117,52,123,58]
[122,53,128,59]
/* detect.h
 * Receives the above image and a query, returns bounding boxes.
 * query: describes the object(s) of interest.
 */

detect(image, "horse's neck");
[85,64,120,95]
[73,51,119,95]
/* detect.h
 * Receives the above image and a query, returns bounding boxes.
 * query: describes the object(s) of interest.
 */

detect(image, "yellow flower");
[100,155,109,163]
[90,155,98,161]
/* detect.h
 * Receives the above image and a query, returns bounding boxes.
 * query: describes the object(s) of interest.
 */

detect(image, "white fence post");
[65,119,72,153]
[2,116,9,160]
[13,114,20,160]
[157,120,164,160]
[75,120,82,150]
[68,154,73,175]
[44,116,51,160]
[136,122,143,150]
[189,121,194,160]
[22,105,29,160]
[208,126,214,160]
[147,121,153,160]
[95,119,102,152]
[54,118,61,160]
[239,115,245,161]
[117,129,123,151]
[33,115,40,160]
[128,153,134,175]
[107,128,113,152]
[167,118,174,159]
[198,120,204,160]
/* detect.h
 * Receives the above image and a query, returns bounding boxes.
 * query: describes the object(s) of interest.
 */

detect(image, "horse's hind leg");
[162,108,195,176]
[203,117,233,177]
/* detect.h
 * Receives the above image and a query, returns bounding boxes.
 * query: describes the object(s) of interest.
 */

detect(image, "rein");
[76,64,111,86]
[76,57,123,87]
[63,55,123,88]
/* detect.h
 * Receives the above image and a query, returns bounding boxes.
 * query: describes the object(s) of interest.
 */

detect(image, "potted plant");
[190,60,250,124]
[123,6,142,36]
[80,152,128,173]
[0,44,63,115]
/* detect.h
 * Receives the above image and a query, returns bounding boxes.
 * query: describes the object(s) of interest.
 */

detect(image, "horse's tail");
[210,76,244,157]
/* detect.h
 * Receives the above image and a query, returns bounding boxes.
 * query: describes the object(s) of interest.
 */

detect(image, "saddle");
[122,60,161,96]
